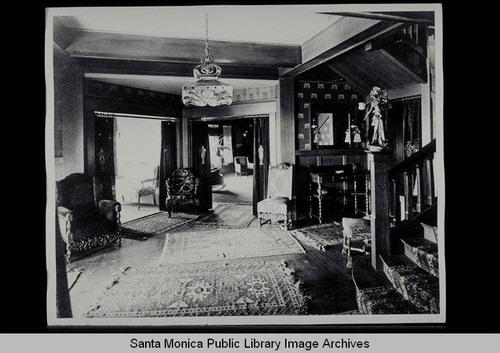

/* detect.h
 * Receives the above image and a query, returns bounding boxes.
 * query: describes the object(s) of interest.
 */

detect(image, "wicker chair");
[56,173,121,263]
[257,163,293,230]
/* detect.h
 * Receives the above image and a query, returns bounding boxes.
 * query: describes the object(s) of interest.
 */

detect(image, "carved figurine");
[200,145,207,165]
[258,145,264,165]
[364,86,389,150]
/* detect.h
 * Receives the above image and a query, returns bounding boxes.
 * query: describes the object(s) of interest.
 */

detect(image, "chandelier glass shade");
[182,15,233,107]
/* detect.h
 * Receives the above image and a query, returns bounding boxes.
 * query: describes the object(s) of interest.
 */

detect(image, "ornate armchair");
[56,173,121,263]
[257,163,293,229]
[166,168,202,217]
[234,156,253,177]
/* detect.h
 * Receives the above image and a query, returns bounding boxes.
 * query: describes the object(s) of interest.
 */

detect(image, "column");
[367,151,391,270]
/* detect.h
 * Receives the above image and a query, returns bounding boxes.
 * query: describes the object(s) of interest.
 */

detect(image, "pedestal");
[367,151,391,270]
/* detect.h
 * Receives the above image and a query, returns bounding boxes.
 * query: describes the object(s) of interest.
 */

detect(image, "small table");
[309,167,369,224]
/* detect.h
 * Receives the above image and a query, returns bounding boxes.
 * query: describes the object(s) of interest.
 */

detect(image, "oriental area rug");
[292,222,345,251]
[84,261,307,317]
[190,203,255,228]
[158,226,305,265]
[121,212,198,240]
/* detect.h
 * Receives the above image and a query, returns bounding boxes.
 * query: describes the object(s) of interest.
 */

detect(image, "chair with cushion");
[137,166,159,209]
[56,173,121,263]
[257,163,293,230]
[165,168,202,217]
[234,156,253,177]
[342,216,371,268]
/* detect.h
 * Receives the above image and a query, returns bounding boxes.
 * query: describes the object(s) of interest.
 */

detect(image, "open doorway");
[114,117,162,222]
[208,118,255,205]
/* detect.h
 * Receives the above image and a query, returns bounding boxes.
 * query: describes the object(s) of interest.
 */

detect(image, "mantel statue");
[364,86,389,151]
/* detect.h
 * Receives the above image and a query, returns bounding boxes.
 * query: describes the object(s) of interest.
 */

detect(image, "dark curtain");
[190,119,212,211]
[252,116,270,214]
[159,120,177,211]
[402,97,422,147]
[94,116,115,200]
[389,96,422,163]
[55,214,72,318]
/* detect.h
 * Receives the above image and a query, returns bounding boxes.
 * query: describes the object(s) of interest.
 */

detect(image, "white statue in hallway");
[258,145,264,165]
[200,145,207,165]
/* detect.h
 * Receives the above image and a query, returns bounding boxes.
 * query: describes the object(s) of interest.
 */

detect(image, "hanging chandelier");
[182,14,233,107]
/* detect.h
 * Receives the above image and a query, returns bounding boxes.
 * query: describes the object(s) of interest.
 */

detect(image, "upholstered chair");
[165,168,202,217]
[234,156,253,177]
[56,173,121,263]
[257,163,293,229]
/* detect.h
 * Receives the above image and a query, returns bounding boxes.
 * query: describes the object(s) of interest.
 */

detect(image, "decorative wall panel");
[295,80,362,150]
[233,85,277,103]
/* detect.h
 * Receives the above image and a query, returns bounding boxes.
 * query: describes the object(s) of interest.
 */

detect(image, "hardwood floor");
[66,213,368,318]
[120,201,159,223]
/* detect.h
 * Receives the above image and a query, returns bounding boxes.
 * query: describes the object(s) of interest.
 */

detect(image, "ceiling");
[50,5,434,96]
[51,5,343,45]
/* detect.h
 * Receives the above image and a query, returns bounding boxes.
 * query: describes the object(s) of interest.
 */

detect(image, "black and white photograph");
[44,4,448,327]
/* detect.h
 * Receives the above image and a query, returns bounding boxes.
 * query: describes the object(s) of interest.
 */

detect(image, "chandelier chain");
[182,12,233,107]
[205,13,209,55]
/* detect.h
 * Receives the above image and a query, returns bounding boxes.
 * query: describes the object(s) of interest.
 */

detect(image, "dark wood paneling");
[66,31,301,68]
[278,77,295,164]
[325,64,371,96]
[331,47,426,91]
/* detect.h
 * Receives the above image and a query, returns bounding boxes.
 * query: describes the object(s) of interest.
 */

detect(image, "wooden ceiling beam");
[53,16,83,50]
[281,20,405,78]
[76,58,280,81]
[317,11,434,25]
[325,63,371,97]
[64,30,301,68]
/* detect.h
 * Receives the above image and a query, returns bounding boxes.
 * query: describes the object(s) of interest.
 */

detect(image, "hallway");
[212,174,253,205]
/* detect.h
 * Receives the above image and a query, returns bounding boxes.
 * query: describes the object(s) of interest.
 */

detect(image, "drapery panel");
[252,116,270,215]
[94,116,115,200]
[402,96,422,149]
[159,120,177,211]
[190,119,212,211]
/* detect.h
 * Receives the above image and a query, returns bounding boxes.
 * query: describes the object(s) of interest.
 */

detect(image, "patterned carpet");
[121,212,198,240]
[159,226,305,264]
[85,261,307,318]
[191,203,255,228]
[292,222,345,251]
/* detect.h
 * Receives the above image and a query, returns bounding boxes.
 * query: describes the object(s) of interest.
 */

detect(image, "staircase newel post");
[367,151,391,270]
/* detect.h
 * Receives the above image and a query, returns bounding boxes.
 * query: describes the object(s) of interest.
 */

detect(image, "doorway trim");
[181,100,278,168]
